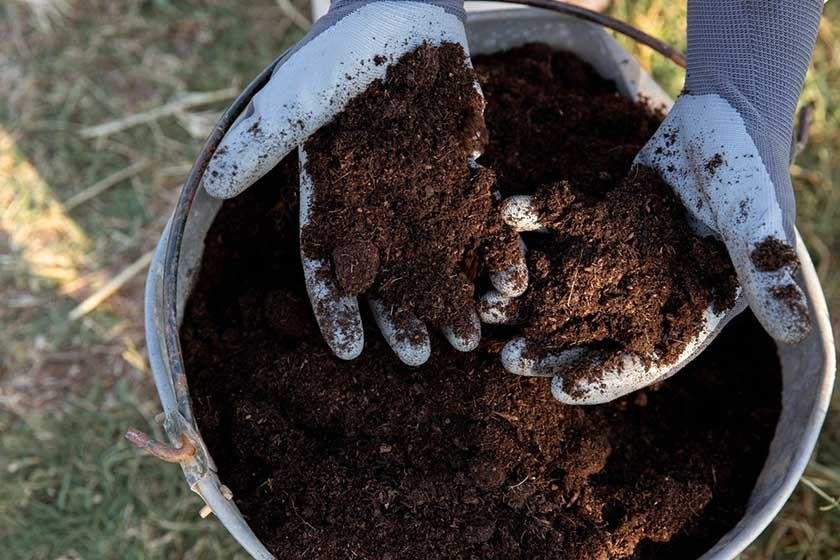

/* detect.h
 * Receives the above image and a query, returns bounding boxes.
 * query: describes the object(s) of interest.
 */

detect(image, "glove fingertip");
[203,169,241,200]
[490,261,528,298]
[501,195,543,232]
[369,298,431,367]
[319,295,364,360]
[478,290,521,325]
[500,337,535,376]
[737,236,812,344]
[202,141,256,200]
[443,309,481,352]
[754,281,811,344]
[550,376,578,404]
[204,110,300,199]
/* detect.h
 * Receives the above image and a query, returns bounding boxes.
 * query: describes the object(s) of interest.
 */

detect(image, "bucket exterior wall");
[145,10,836,560]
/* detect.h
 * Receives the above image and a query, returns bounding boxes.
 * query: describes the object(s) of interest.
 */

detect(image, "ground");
[0,1,837,558]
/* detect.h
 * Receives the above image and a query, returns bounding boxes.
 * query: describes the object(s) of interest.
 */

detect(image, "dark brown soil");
[475,44,662,199]
[333,241,380,295]
[303,42,518,332]
[183,156,781,560]
[474,44,737,379]
[180,44,781,559]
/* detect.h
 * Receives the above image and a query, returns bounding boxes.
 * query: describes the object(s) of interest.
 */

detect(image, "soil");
[474,44,737,383]
[183,157,781,560]
[332,241,380,295]
[180,44,782,559]
[475,44,662,199]
[303,42,519,333]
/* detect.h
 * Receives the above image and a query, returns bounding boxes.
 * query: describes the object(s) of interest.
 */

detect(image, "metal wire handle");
[496,0,686,66]
[157,0,687,448]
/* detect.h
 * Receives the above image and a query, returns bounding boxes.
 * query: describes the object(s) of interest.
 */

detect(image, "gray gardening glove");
[201,1,527,364]
[490,0,821,404]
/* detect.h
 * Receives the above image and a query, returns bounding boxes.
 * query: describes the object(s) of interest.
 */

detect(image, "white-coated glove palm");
[202,1,526,364]
[486,93,811,405]
[636,94,810,342]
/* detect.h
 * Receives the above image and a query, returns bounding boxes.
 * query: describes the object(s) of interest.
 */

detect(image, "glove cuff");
[684,0,822,240]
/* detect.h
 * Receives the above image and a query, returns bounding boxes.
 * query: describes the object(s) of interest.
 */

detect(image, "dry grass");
[1,0,305,556]
[0,0,305,401]
[0,1,837,558]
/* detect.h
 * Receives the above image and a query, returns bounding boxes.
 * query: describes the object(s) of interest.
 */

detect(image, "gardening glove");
[201,0,527,364]
[486,0,822,404]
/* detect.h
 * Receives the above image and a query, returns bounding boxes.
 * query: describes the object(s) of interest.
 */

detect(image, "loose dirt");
[181,44,780,560]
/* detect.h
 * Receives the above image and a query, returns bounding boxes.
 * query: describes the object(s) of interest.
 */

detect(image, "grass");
[0,1,838,558]
[0,382,249,560]
[0,0,306,556]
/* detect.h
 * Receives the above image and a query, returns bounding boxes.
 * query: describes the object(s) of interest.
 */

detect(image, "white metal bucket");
[143,10,835,559]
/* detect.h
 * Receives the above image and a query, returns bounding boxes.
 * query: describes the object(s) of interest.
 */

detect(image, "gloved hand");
[480,187,751,405]
[486,0,822,404]
[201,0,527,364]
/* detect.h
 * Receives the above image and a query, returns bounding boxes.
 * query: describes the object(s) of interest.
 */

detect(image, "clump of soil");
[474,44,737,378]
[303,42,518,331]
[183,155,781,560]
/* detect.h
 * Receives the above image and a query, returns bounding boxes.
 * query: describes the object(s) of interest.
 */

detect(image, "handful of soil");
[476,44,738,377]
[520,169,737,369]
[303,42,518,331]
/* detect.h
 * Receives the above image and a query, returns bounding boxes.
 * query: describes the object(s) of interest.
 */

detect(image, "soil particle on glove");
[751,236,799,272]
[303,42,517,332]
[705,153,724,176]
[182,157,781,560]
[750,239,807,323]
[770,285,807,314]
[474,44,738,382]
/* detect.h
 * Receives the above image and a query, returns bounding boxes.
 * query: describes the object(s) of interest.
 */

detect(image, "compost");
[182,44,782,559]
[517,169,737,373]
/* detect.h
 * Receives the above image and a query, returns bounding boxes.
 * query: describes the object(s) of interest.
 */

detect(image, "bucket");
[140,7,836,560]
